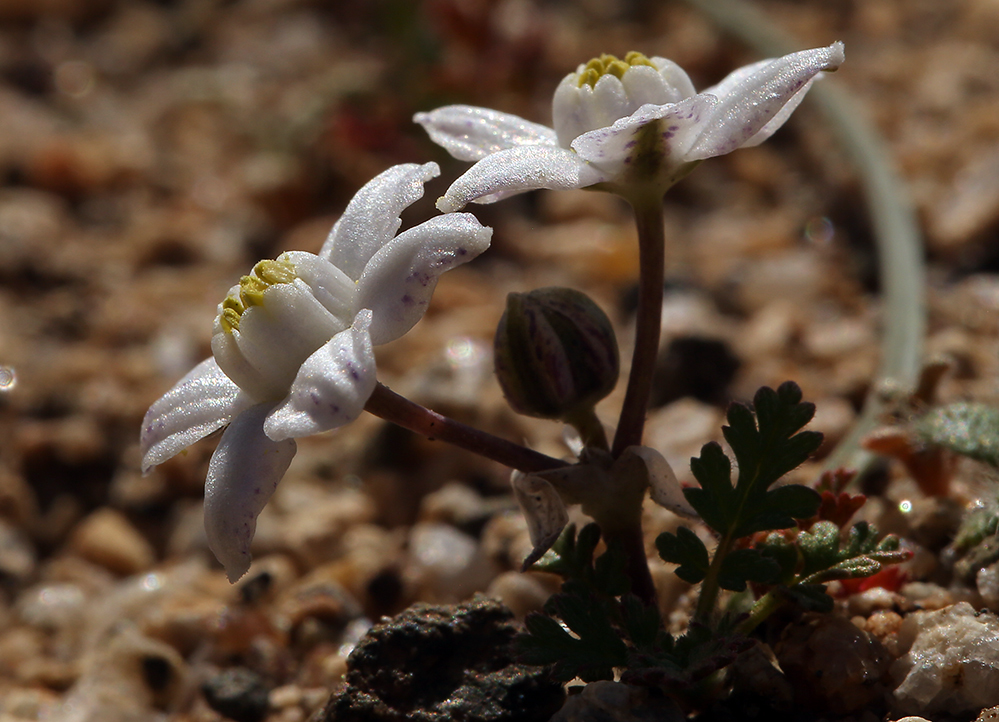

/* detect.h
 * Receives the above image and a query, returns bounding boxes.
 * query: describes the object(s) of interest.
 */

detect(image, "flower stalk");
[612,194,666,458]
[364,382,568,474]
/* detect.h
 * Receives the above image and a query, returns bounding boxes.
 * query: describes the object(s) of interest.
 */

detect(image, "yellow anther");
[577,52,655,88]
[218,257,298,333]
[239,274,269,308]
[219,307,242,333]
[254,258,297,285]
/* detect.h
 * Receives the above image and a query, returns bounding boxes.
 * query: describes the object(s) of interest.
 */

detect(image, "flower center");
[219,257,298,333]
[576,52,655,88]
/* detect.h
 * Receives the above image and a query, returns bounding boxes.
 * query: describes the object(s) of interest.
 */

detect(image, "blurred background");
[1,0,999,719]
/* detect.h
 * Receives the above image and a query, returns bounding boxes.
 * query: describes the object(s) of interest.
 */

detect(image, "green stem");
[735,586,784,636]
[612,195,666,458]
[364,383,568,473]
[736,568,837,636]
[694,532,736,624]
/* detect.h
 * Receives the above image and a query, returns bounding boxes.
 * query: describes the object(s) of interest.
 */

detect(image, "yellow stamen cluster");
[218,257,297,333]
[577,52,655,88]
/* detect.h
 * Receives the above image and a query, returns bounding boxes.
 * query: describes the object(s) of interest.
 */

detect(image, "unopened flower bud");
[494,287,619,420]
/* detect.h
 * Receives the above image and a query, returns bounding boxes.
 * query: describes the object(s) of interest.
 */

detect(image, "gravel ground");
[2,1,999,720]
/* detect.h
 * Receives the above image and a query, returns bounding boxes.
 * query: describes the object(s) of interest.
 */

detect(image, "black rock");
[201,667,271,722]
[319,598,565,722]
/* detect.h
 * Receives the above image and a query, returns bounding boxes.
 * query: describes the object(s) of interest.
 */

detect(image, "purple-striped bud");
[494,287,619,421]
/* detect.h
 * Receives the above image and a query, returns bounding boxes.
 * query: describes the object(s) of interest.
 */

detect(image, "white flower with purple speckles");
[140,162,491,581]
[415,44,844,210]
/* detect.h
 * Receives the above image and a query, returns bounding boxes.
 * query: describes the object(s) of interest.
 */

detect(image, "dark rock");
[319,597,565,722]
[201,667,271,722]
[651,336,740,408]
[550,681,684,722]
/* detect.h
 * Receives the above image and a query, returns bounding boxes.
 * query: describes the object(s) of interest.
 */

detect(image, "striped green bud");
[494,287,619,421]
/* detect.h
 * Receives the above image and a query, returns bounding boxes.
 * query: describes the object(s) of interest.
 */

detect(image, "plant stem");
[566,407,609,452]
[364,382,568,473]
[735,586,784,636]
[612,195,665,458]
[604,525,658,607]
[694,533,736,624]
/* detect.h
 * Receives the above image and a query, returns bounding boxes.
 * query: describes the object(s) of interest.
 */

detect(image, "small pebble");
[407,522,496,602]
[484,571,556,619]
[776,612,891,715]
[891,602,999,715]
[68,508,155,576]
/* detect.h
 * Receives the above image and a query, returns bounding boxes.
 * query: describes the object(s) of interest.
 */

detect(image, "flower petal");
[356,214,491,345]
[263,310,377,441]
[571,95,718,175]
[618,445,697,518]
[414,105,559,161]
[215,279,347,400]
[204,402,297,582]
[685,42,845,161]
[320,162,440,280]
[647,57,697,103]
[140,357,252,474]
[553,73,632,147]
[436,145,605,213]
[284,250,357,323]
[511,470,569,570]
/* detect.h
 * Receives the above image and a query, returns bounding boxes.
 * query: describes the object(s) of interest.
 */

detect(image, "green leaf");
[784,583,834,612]
[687,442,735,534]
[916,402,999,467]
[622,622,751,690]
[620,594,662,653]
[593,539,631,597]
[798,520,842,576]
[685,382,824,540]
[738,485,822,536]
[656,527,710,584]
[519,590,628,682]
[759,532,800,582]
[717,548,782,591]
[530,523,580,577]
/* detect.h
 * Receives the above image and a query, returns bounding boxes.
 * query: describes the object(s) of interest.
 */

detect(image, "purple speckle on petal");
[330,404,340,414]
[401,294,415,306]
[624,140,637,149]
[457,247,467,255]
[668,125,679,132]
[310,391,320,405]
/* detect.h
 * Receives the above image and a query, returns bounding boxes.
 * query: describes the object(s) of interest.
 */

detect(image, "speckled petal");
[619,446,697,518]
[571,95,718,174]
[356,214,491,345]
[263,310,376,441]
[685,42,844,161]
[414,105,559,161]
[140,357,252,474]
[204,403,297,582]
[320,162,440,280]
[436,145,605,213]
[511,471,569,569]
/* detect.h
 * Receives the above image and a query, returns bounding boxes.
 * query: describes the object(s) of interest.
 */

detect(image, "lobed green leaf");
[655,527,710,584]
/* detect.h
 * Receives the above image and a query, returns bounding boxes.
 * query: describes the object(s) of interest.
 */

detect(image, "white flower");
[415,43,844,210]
[140,162,491,581]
